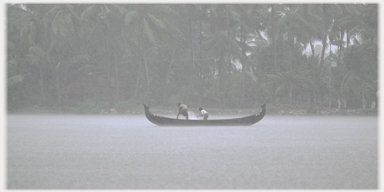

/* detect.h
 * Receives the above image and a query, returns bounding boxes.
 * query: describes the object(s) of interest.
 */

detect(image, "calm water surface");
[7,114,377,189]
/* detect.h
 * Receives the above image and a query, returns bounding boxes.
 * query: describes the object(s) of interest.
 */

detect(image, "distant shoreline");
[7,104,378,116]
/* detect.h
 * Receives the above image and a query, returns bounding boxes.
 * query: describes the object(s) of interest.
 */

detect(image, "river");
[7,114,377,189]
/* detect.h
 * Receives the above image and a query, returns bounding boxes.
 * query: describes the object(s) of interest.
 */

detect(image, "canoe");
[143,103,266,126]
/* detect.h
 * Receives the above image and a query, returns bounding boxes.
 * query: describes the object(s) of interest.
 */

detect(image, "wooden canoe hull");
[143,104,266,126]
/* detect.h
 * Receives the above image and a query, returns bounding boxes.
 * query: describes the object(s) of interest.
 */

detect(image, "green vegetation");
[7,4,378,114]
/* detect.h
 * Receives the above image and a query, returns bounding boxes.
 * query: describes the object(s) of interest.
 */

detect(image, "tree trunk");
[309,40,315,57]
[39,66,46,106]
[55,62,61,107]
[107,47,111,105]
[288,33,294,105]
[308,40,317,107]
[346,29,350,71]
[188,6,195,70]
[226,5,231,103]
[271,5,277,102]
[163,42,178,105]
[289,85,293,105]
[271,5,277,75]
[197,18,204,107]
[188,9,195,100]
[319,27,327,77]
[313,84,317,107]
[362,78,366,109]
[143,51,150,101]
[319,5,330,78]
[338,30,344,60]
[133,56,141,100]
[115,54,119,102]
[241,26,246,107]
[328,86,332,107]
[137,21,150,103]
[133,23,143,101]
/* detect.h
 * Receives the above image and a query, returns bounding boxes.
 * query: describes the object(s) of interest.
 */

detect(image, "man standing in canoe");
[197,107,209,120]
[177,103,189,120]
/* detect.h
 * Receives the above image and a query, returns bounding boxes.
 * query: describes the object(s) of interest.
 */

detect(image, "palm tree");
[293,4,331,107]
[206,4,245,106]
[80,4,127,105]
[232,4,263,107]
[6,4,378,112]
[124,4,168,102]
[259,4,283,102]
[8,4,55,106]
[181,4,210,107]
[337,4,377,108]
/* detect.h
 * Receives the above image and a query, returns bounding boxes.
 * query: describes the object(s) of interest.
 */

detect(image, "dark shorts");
[180,108,188,117]
[203,114,208,120]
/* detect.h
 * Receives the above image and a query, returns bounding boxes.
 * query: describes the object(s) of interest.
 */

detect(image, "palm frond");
[147,14,166,30]
[80,5,95,21]
[143,19,155,43]
[8,75,24,87]
[51,10,63,35]
[28,46,46,58]
[124,10,138,25]
[111,4,128,15]
[43,6,59,27]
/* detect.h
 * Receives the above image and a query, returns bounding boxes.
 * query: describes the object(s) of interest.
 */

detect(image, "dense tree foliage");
[7,4,378,113]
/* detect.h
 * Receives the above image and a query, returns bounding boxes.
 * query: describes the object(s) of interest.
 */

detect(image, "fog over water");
[7,115,377,189]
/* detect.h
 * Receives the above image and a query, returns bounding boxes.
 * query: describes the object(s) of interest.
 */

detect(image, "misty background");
[6,4,379,189]
[7,4,378,114]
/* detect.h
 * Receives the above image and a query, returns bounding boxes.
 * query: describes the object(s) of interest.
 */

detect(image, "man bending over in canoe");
[177,103,189,120]
[197,107,209,120]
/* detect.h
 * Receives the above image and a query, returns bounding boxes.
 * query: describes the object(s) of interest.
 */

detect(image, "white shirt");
[200,109,207,115]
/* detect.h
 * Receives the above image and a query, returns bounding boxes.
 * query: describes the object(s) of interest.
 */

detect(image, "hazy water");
[7,114,377,189]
